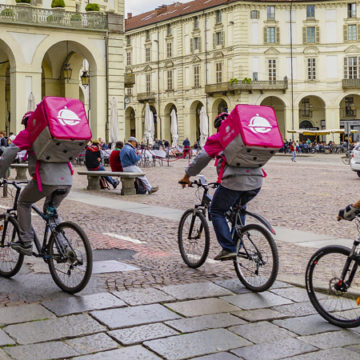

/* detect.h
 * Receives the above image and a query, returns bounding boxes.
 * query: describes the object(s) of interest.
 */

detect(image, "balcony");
[300,110,313,118]
[342,79,360,89]
[341,109,357,118]
[137,92,156,103]
[0,4,124,31]
[205,78,288,95]
[125,73,135,88]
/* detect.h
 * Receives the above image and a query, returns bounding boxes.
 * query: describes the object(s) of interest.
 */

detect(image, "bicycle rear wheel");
[234,224,278,292]
[178,209,210,268]
[306,245,360,328]
[48,221,92,294]
[0,215,24,278]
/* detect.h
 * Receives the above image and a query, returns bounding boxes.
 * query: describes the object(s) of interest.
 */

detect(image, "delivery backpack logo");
[57,106,81,126]
[248,114,272,134]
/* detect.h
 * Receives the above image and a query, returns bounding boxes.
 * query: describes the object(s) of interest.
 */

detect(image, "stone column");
[325,106,341,143]
[0,76,6,131]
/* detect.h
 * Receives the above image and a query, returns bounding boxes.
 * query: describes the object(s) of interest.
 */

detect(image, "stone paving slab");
[3,314,105,345]
[0,349,11,360]
[91,304,180,329]
[192,353,241,360]
[271,287,326,303]
[299,331,360,349]
[108,323,178,345]
[0,304,54,326]
[215,279,289,295]
[229,321,297,344]
[158,282,233,300]
[144,329,251,360]
[222,291,293,310]
[42,292,126,316]
[231,338,317,360]
[113,287,175,306]
[273,301,318,317]
[164,298,241,317]
[289,348,360,360]
[65,333,119,355]
[273,314,339,336]
[72,345,162,360]
[232,308,287,322]
[0,329,15,346]
[92,260,139,274]
[165,313,246,333]
[3,341,78,360]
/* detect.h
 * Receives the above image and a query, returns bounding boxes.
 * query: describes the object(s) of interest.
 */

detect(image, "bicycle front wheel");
[178,209,210,268]
[306,245,360,328]
[234,224,278,292]
[48,221,92,294]
[0,215,24,278]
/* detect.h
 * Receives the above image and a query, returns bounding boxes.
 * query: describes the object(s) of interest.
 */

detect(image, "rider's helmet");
[21,111,33,128]
[214,112,229,129]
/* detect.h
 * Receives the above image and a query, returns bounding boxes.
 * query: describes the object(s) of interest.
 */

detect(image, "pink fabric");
[203,133,223,158]
[35,161,42,192]
[68,162,74,175]
[12,129,32,150]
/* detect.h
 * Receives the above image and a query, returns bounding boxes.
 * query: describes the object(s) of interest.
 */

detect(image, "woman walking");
[290,141,297,162]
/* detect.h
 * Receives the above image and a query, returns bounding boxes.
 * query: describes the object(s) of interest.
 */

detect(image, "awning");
[288,129,359,135]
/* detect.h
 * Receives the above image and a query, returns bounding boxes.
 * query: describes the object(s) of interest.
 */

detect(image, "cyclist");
[338,201,360,221]
[179,112,265,261]
[0,112,72,255]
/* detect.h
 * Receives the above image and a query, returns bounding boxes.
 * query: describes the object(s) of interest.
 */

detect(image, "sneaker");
[10,241,33,256]
[214,249,236,261]
[113,179,120,189]
[149,186,159,194]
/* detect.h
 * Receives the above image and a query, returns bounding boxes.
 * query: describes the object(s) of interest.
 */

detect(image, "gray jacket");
[0,144,73,186]
[185,150,263,191]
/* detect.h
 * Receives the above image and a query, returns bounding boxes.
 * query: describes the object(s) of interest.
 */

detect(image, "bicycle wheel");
[178,209,210,268]
[234,224,278,292]
[341,156,350,165]
[48,221,92,294]
[0,215,24,278]
[305,245,360,328]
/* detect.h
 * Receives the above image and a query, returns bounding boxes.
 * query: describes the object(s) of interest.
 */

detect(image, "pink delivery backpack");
[217,104,284,168]
[27,96,92,162]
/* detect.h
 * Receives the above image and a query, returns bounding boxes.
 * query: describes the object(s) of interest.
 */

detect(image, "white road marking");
[103,232,146,245]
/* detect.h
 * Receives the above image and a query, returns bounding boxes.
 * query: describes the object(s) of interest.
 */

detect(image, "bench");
[77,170,145,195]
[10,163,28,180]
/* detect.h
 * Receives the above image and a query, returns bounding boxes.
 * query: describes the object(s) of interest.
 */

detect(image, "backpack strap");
[68,162,74,175]
[216,155,227,184]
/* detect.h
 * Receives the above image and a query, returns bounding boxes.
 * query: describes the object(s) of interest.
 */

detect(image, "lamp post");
[81,69,90,120]
[63,41,72,82]
[154,32,162,140]
[290,0,294,141]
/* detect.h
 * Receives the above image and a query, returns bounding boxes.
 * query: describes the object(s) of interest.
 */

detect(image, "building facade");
[125,0,360,144]
[0,0,124,139]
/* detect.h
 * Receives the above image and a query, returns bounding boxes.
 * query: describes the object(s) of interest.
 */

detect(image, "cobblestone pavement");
[0,280,360,360]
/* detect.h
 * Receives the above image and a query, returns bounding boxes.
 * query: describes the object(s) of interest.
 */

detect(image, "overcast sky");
[125,0,183,16]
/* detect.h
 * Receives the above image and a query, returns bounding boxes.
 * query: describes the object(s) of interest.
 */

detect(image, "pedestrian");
[182,137,191,159]
[290,141,297,162]
[120,137,159,194]
[109,141,124,172]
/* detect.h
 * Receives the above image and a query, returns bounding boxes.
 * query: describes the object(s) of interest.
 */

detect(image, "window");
[146,73,151,93]
[250,10,259,19]
[345,97,356,116]
[167,42,172,58]
[268,59,276,82]
[126,52,132,66]
[216,62,222,83]
[167,70,173,90]
[192,37,201,51]
[126,87,132,96]
[215,32,223,46]
[348,24,357,40]
[348,3,356,18]
[267,6,275,20]
[301,98,312,117]
[307,58,316,80]
[215,10,222,24]
[126,36,131,46]
[306,5,315,18]
[145,47,151,62]
[194,65,200,88]
[194,16,199,29]
[266,27,276,43]
[167,24,172,36]
[145,30,150,41]
[306,27,315,43]
[344,56,359,79]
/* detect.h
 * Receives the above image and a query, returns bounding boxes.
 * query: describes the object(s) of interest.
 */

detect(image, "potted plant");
[1,8,15,18]
[242,77,252,84]
[70,13,82,25]
[85,3,100,11]
[229,78,238,86]
[51,0,65,8]
[15,0,31,4]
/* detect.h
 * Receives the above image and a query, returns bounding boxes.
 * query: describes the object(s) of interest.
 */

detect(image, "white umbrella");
[199,106,209,148]
[170,108,178,148]
[144,103,154,145]
[110,97,119,148]
[27,92,35,111]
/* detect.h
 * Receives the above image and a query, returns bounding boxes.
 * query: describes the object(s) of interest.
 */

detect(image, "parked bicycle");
[178,175,279,292]
[305,216,360,328]
[0,180,92,293]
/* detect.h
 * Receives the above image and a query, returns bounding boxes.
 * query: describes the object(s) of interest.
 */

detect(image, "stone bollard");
[121,177,136,195]
[87,175,101,190]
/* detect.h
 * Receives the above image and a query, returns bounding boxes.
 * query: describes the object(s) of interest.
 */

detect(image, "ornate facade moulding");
[264,47,280,55]
[345,45,360,54]
[303,46,319,55]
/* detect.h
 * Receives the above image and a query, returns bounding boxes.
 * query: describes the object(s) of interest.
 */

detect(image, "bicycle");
[341,150,352,165]
[178,175,279,292]
[305,217,360,328]
[0,180,92,294]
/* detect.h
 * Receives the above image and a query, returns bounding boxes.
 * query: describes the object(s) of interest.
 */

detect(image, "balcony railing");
[205,78,288,95]
[125,73,135,88]
[341,109,357,118]
[300,110,313,118]
[342,79,360,89]
[0,4,112,31]
[137,92,156,103]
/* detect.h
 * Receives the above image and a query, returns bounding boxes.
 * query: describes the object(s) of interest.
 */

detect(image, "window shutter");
[222,31,225,47]
[264,27,267,43]
[344,57,348,79]
[213,33,216,48]
[256,10,259,19]
[315,26,320,43]
[199,37,201,51]
[357,24,360,41]
[190,38,193,52]
[303,27,306,43]
[276,27,280,44]
[344,25,348,41]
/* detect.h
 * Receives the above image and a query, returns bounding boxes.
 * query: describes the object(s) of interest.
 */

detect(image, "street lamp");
[81,70,90,87]
[290,0,295,141]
